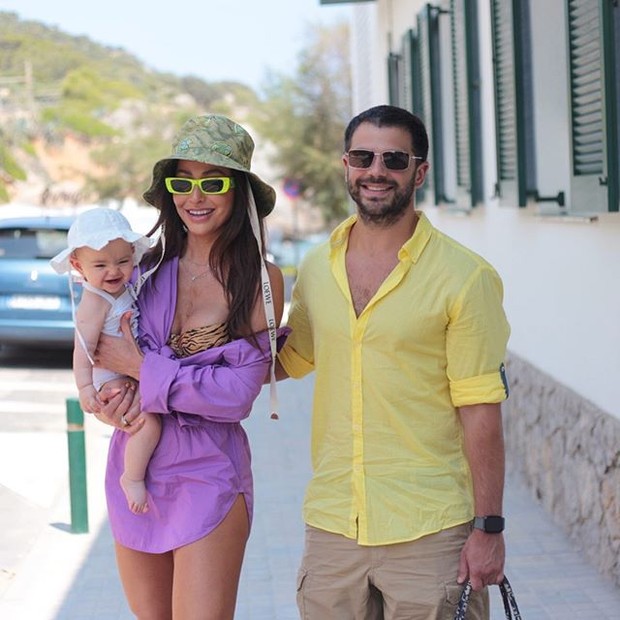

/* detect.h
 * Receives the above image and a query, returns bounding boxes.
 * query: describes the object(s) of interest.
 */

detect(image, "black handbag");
[454,576,522,620]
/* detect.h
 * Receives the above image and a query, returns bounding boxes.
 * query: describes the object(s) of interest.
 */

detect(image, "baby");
[51,207,160,514]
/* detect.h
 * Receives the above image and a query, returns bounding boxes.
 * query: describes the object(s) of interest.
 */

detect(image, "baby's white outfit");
[82,282,138,390]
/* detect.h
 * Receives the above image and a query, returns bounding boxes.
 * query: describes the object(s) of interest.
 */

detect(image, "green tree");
[253,21,352,228]
[0,11,252,205]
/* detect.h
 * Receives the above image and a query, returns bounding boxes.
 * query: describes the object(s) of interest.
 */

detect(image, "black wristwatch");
[473,515,505,533]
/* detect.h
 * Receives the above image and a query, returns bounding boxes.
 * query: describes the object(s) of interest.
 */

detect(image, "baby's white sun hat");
[50,207,152,274]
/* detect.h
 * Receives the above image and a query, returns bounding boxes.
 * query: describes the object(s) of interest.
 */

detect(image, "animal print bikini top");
[168,322,230,358]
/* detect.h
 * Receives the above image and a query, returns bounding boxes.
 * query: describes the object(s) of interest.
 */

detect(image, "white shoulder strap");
[246,178,279,419]
[132,230,166,295]
[70,279,106,366]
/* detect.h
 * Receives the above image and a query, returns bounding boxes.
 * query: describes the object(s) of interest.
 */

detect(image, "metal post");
[66,397,89,533]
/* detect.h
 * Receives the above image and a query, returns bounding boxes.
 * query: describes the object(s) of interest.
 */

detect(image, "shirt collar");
[328,214,356,261]
[328,211,434,264]
[400,211,433,264]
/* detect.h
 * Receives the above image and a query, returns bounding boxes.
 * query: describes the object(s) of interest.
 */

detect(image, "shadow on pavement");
[0,345,72,370]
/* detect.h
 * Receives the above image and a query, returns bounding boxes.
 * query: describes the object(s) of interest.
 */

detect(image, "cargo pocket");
[444,583,462,605]
[443,583,488,620]
[440,583,464,620]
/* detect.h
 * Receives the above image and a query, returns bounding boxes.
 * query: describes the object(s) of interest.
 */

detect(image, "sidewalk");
[1,374,619,619]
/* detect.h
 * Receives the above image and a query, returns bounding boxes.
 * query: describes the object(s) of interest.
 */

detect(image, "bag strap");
[245,177,279,419]
[455,577,522,620]
[454,581,472,620]
[499,577,522,620]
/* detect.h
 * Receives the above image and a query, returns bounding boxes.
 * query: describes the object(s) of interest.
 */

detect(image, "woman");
[93,114,287,619]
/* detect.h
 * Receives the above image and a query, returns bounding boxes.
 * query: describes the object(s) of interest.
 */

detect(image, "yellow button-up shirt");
[278,212,510,545]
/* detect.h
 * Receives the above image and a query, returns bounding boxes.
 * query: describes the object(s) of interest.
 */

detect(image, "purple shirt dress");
[105,258,288,552]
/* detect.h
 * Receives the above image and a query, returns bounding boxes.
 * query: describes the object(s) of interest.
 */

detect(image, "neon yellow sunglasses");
[165,176,236,195]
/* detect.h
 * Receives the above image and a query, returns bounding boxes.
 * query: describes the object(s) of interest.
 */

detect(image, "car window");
[0,228,68,259]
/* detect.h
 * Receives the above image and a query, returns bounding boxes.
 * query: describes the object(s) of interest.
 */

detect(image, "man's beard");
[348,175,416,227]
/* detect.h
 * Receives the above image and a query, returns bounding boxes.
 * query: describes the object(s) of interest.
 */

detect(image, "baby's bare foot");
[120,473,149,514]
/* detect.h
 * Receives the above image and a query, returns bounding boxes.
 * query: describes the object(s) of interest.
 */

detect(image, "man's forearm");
[458,402,505,516]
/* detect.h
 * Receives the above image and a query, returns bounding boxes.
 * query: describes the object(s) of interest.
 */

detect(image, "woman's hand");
[94,379,144,435]
[95,311,144,380]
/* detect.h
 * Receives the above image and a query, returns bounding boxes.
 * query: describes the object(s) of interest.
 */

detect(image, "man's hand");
[457,529,505,591]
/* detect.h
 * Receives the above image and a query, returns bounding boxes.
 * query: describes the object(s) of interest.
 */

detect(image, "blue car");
[0,215,80,349]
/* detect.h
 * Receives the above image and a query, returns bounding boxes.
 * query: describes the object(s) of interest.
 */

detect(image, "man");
[276,105,510,619]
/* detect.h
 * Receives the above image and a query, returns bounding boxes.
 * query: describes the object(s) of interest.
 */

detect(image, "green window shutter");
[602,0,619,211]
[568,0,604,177]
[566,0,618,212]
[449,0,483,207]
[401,29,416,113]
[389,30,418,113]
[416,4,448,204]
[402,28,429,205]
[451,0,471,193]
[491,0,517,184]
[409,27,425,117]
[387,52,401,106]
[490,0,536,207]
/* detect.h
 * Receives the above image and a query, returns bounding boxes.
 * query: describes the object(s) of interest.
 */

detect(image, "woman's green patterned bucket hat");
[144,114,276,216]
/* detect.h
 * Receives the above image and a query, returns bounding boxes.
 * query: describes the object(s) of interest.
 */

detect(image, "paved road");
[0,355,619,619]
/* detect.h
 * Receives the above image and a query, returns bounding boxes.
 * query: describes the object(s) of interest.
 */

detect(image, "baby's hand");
[99,376,133,403]
[78,385,101,414]
[95,377,142,433]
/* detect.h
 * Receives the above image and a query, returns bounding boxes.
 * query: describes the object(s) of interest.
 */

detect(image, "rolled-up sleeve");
[446,267,510,407]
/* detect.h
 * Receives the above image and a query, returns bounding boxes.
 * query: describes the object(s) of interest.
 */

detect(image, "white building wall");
[350,0,620,420]
[423,205,620,419]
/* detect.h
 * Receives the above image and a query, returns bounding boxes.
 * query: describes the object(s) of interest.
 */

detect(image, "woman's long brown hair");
[143,162,266,342]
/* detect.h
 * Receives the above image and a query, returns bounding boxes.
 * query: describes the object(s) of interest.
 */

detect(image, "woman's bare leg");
[115,543,173,620]
[172,494,250,619]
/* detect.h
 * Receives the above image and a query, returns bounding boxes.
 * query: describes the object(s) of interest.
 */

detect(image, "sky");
[0,0,350,90]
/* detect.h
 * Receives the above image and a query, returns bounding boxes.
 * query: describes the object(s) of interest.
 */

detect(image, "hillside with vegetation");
[0,11,258,207]
[0,11,352,229]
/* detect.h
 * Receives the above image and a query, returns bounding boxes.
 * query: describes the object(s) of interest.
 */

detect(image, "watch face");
[484,516,505,533]
[474,515,505,533]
